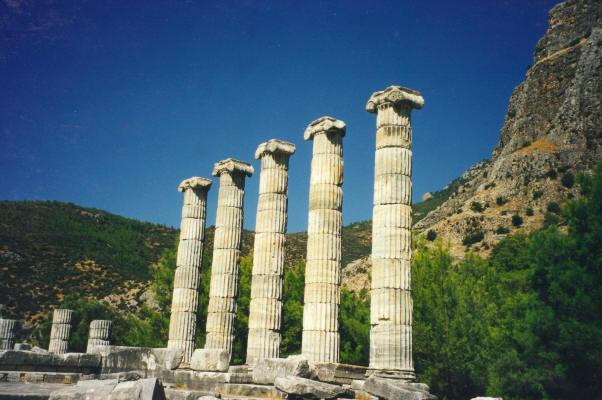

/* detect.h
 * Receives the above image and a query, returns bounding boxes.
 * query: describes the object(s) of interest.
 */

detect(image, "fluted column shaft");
[302,117,346,363]
[49,309,73,354]
[205,159,253,358]
[247,140,295,363]
[0,319,16,350]
[87,320,112,353]
[367,86,423,380]
[168,177,212,364]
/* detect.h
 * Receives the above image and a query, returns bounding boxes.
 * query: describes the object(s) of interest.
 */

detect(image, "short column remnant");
[205,158,254,357]
[167,177,213,364]
[48,309,73,354]
[246,139,296,363]
[87,320,112,353]
[0,318,16,350]
[301,116,346,363]
[366,85,424,379]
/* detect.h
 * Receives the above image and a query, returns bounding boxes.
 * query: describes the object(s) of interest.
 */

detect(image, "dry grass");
[516,138,560,153]
[535,37,587,65]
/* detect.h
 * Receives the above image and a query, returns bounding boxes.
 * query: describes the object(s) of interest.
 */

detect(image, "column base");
[366,367,416,381]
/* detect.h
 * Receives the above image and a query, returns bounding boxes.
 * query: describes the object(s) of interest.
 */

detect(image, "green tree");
[339,287,370,365]
[413,240,493,399]
[281,262,305,356]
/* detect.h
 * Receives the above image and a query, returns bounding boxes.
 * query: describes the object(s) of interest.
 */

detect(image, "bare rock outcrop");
[414,0,601,257]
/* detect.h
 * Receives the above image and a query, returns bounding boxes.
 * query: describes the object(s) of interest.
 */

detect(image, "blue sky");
[1,0,560,232]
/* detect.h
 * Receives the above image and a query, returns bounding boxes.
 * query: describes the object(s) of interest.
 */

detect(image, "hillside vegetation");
[0,201,178,325]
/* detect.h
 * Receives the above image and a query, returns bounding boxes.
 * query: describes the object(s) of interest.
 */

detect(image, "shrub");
[471,201,484,212]
[505,171,512,179]
[495,225,509,234]
[561,172,575,188]
[484,182,496,190]
[462,230,484,246]
[546,168,557,179]
[501,210,507,215]
[456,208,463,214]
[426,230,437,242]
[533,190,543,200]
[496,196,508,206]
[512,214,523,227]
[547,202,560,214]
[543,211,561,227]
[557,165,569,173]
[526,207,534,216]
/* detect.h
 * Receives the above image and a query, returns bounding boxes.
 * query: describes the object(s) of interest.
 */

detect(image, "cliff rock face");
[413,0,600,258]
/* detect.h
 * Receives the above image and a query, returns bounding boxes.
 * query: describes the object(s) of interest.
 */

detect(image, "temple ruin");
[0,85,434,400]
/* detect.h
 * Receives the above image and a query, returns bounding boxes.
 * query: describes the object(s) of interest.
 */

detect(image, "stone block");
[108,378,166,399]
[190,349,229,372]
[313,362,367,384]
[274,376,345,399]
[97,346,183,374]
[49,378,119,399]
[251,355,316,384]
[363,376,437,400]
[0,350,101,373]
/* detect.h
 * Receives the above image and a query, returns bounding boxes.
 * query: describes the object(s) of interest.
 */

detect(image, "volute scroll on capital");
[254,139,296,160]
[178,177,213,192]
[366,85,424,113]
[212,158,255,178]
[303,116,347,141]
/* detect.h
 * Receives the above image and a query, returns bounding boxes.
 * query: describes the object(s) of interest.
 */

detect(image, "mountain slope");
[0,201,178,326]
[414,0,601,257]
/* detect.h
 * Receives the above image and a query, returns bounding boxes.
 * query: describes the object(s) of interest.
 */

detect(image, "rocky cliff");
[412,0,601,257]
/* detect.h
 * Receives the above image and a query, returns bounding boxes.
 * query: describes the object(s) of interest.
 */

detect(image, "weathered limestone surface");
[274,376,345,399]
[363,376,437,400]
[247,139,295,363]
[168,177,212,364]
[48,377,166,400]
[49,309,73,354]
[87,320,112,353]
[0,350,101,374]
[95,346,184,374]
[252,355,315,384]
[190,349,229,372]
[0,318,16,350]
[313,362,367,385]
[367,86,423,379]
[301,116,346,364]
[205,159,253,357]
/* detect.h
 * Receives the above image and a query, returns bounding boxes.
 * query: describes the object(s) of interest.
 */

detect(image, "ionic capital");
[304,116,346,141]
[255,139,296,160]
[366,86,424,113]
[212,158,254,178]
[178,177,212,192]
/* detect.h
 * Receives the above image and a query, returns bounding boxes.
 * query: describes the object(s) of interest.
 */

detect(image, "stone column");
[86,320,112,353]
[246,139,296,363]
[168,177,212,364]
[366,85,423,380]
[0,319,16,350]
[48,309,73,354]
[301,116,346,363]
[205,159,254,357]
